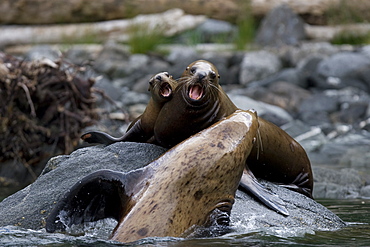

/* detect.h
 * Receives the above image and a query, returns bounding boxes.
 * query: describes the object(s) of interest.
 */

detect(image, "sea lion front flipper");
[239,169,289,216]
[46,169,149,233]
[81,131,120,145]
[81,119,152,145]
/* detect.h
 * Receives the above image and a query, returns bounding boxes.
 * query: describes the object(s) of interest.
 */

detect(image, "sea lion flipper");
[239,169,289,216]
[279,172,313,198]
[119,119,152,143]
[46,169,148,233]
[81,131,119,145]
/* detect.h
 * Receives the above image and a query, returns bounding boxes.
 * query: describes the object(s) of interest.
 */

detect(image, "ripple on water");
[0,199,369,247]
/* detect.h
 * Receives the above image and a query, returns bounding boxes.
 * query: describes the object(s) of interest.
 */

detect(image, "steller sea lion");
[81,72,177,145]
[154,60,313,199]
[46,110,265,243]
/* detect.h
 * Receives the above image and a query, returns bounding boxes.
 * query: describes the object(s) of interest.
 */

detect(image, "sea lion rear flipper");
[46,169,149,233]
[239,169,289,216]
[279,172,313,199]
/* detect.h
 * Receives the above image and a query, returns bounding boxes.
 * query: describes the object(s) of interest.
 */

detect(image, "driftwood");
[305,23,370,41]
[0,0,239,25]
[0,53,98,173]
[1,0,366,25]
[0,9,206,47]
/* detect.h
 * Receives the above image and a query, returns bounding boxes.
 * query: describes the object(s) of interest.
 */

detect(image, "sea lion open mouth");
[189,84,203,100]
[160,82,172,97]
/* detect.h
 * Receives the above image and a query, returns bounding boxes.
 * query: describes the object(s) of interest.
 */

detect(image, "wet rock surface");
[0,142,345,233]
[0,143,167,230]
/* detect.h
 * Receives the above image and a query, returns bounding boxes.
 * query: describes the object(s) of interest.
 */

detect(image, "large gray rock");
[176,18,237,44]
[255,4,306,47]
[0,142,345,234]
[239,50,282,85]
[0,143,167,230]
[243,81,312,115]
[229,93,293,126]
[313,167,364,199]
[298,92,339,126]
[312,52,370,92]
[232,181,345,232]
[281,42,340,67]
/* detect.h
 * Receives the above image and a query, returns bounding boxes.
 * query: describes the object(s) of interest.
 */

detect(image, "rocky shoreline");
[10,38,369,199]
[1,39,370,200]
[1,3,370,200]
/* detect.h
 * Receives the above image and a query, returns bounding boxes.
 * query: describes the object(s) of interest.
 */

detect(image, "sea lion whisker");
[209,83,222,94]
[152,82,159,91]
[256,127,263,160]
[178,76,192,85]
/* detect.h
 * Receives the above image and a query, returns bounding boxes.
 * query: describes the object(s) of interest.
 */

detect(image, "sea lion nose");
[156,75,162,81]
[197,71,207,81]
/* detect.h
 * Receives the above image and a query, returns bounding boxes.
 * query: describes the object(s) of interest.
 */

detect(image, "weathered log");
[305,23,370,41]
[0,9,206,47]
[0,0,240,25]
[251,0,340,16]
[1,0,367,25]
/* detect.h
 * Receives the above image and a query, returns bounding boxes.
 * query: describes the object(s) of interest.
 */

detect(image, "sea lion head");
[180,60,220,104]
[148,72,176,103]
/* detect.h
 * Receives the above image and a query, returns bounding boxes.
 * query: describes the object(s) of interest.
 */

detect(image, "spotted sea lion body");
[46,110,259,243]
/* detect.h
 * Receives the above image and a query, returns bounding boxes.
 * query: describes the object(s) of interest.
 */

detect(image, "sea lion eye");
[164,72,170,77]
[210,71,216,79]
[190,67,197,75]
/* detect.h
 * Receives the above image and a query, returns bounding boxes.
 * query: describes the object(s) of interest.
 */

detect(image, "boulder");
[0,142,345,234]
[176,19,237,44]
[313,167,364,199]
[311,52,370,92]
[239,50,282,85]
[244,81,312,114]
[232,181,345,232]
[255,4,306,47]
[298,92,339,126]
[228,93,293,126]
[0,143,167,230]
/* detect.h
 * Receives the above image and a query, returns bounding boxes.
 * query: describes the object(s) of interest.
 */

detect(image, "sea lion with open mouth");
[154,60,313,200]
[154,60,236,148]
[81,72,177,145]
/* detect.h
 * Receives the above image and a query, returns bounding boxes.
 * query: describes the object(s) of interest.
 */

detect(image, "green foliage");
[127,23,169,54]
[233,1,256,50]
[233,14,255,50]
[331,30,370,45]
[325,0,370,25]
[61,30,100,44]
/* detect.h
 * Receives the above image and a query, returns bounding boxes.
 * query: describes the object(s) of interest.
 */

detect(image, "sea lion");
[153,60,236,148]
[154,60,313,198]
[81,72,177,145]
[47,110,271,243]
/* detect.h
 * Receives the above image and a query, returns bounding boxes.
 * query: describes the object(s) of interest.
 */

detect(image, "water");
[0,199,369,246]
